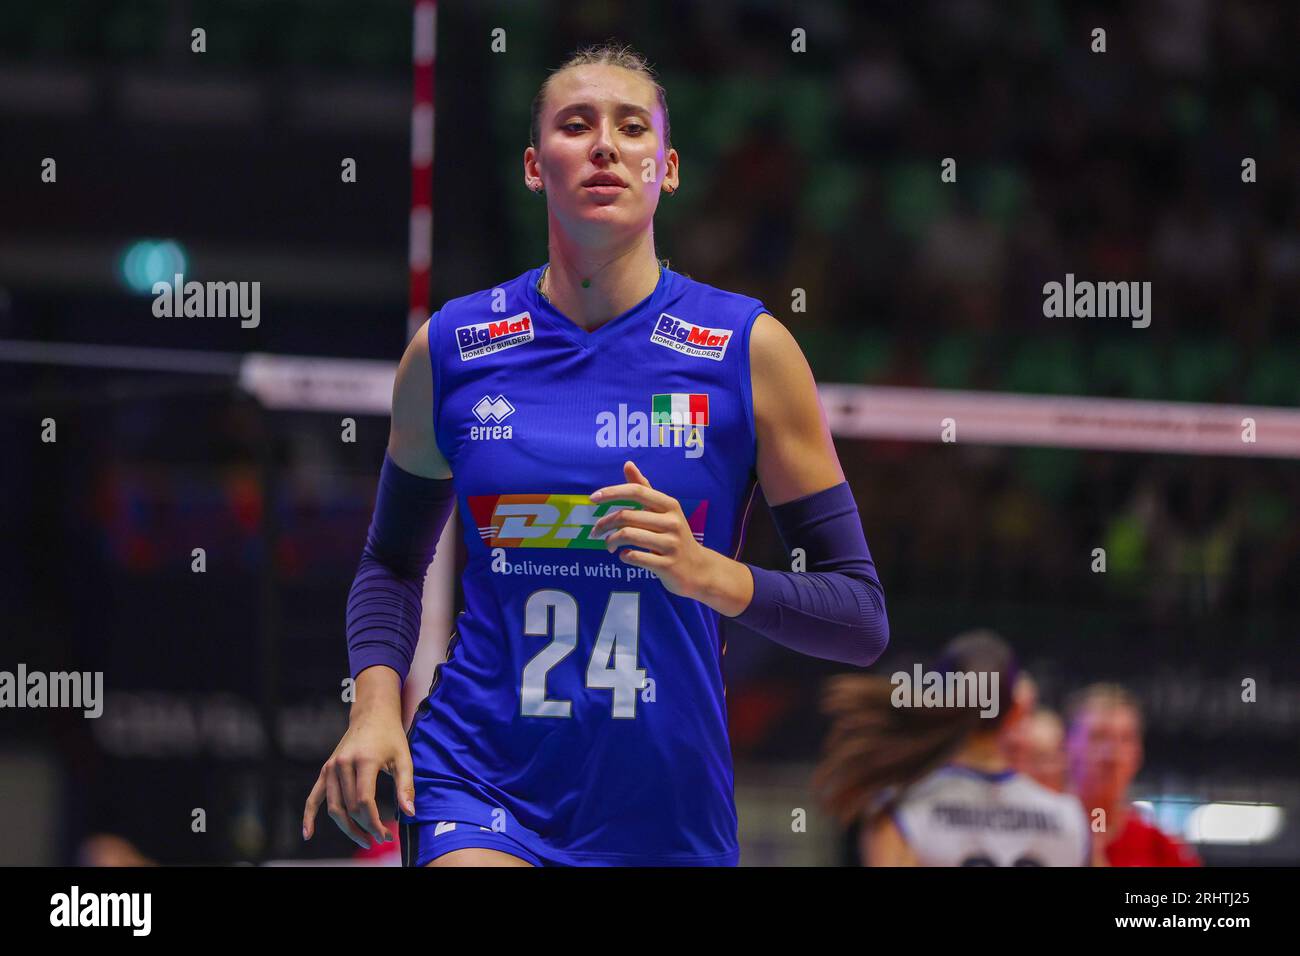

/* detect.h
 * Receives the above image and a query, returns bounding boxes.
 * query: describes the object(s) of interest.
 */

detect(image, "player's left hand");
[590,460,714,600]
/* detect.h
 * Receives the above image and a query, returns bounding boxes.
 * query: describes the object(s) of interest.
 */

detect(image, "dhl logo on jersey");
[469,493,708,548]
[455,312,535,361]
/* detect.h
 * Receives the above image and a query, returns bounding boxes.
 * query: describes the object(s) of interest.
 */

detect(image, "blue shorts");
[400,816,562,867]
[402,770,739,866]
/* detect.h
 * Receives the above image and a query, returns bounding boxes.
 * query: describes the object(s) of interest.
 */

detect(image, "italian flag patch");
[652,393,709,427]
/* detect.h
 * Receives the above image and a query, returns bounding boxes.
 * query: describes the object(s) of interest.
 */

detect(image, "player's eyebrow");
[554,101,652,119]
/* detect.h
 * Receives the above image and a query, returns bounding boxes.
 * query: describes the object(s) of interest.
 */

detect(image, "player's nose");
[591,129,617,162]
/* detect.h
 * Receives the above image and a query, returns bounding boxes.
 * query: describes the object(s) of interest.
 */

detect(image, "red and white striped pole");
[407,0,437,340]
[404,0,453,730]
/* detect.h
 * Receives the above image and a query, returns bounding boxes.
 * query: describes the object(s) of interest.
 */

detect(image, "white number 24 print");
[521,589,647,719]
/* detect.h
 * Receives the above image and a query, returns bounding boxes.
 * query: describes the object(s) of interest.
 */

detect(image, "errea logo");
[649,313,732,361]
[471,394,515,440]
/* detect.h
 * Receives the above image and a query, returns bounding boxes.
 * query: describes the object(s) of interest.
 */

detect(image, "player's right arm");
[303,318,452,848]
[388,317,452,481]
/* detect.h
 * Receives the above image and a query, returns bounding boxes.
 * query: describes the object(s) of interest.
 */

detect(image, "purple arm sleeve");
[345,452,457,683]
[731,481,888,667]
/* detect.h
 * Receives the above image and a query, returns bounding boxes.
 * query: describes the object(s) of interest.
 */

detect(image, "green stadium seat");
[926,335,978,389]
[1090,340,1164,399]
[1244,348,1300,406]
[1167,341,1236,402]
[1006,338,1087,395]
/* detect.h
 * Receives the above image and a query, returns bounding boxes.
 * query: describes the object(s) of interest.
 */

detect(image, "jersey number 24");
[520,589,647,719]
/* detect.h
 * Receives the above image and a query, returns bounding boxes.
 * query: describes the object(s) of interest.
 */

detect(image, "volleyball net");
[5,337,1299,458]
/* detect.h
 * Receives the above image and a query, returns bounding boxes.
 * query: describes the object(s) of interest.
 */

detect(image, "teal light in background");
[118,239,188,294]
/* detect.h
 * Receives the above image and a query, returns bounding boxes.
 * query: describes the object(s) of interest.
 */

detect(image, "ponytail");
[813,629,1018,825]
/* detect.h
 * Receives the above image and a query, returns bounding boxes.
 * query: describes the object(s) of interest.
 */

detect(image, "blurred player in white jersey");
[816,630,1090,866]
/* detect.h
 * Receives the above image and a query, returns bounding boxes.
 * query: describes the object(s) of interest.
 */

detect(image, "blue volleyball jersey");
[405,262,769,865]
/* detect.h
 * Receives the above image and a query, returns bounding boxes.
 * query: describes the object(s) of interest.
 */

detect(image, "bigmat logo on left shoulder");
[650,313,732,360]
[456,312,534,361]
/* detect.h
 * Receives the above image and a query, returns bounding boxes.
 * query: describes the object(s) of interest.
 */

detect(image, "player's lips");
[582,172,627,187]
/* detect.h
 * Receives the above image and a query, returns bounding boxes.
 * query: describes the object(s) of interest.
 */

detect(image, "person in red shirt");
[1064,683,1200,866]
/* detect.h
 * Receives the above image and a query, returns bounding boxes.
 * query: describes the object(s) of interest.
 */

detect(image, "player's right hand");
[302,704,416,849]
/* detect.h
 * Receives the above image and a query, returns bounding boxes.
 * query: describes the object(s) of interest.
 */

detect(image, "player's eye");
[561,121,646,134]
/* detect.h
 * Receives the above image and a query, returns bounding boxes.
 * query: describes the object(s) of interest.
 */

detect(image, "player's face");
[1067,704,1142,805]
[1024,715,1067,792]
[527,65,677,231]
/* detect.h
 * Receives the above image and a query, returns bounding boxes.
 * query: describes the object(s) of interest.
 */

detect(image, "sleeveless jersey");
[891,765,1091,866]
[405,262,768,865]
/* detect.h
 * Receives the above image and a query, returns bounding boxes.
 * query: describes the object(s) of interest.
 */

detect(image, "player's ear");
[660,148,680,195]
[523,146,543,191]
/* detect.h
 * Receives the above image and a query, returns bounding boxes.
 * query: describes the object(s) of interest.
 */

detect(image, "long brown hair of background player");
[813,630,1019,825]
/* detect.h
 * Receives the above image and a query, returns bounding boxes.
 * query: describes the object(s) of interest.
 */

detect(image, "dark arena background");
[2,0,1298,889]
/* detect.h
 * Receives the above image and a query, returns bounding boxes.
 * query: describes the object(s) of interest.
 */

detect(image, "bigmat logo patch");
[469,493,708,548]
[456,312,534,360]
[649,313,732,361]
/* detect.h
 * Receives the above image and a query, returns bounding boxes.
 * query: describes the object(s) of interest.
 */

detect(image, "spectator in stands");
[1065,683,1200,866]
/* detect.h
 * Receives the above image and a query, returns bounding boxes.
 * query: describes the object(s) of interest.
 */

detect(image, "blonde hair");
[1064,682,1144,734]
[529,41,671,152]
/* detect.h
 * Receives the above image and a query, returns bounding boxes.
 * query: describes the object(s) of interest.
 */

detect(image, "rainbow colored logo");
[469,493,708,548]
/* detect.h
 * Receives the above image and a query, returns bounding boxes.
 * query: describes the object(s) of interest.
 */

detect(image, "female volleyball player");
[815,630,1091,866]
[302,43,888,866]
